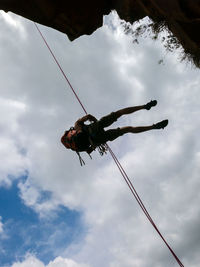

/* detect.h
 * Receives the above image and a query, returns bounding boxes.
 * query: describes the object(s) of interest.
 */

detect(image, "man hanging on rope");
[61,100,168,163]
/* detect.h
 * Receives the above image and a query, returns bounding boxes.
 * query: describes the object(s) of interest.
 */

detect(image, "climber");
[61,100,168,155]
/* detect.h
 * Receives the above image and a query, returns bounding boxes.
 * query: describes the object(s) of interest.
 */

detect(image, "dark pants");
[87,104,156,145]
[88,112,123,145]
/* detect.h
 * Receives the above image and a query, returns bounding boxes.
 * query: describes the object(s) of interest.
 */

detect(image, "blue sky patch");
[0,180,85,266]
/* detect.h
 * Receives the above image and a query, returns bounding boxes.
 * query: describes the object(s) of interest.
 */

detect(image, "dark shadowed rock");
[1,0,200,66]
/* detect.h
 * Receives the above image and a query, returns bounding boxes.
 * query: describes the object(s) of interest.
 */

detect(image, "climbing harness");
[34,22,184,267]
[87,125,108,157]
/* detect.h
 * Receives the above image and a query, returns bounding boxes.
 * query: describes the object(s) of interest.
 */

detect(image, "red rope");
[34,22,184,267]
[34,23,87,115]
[107,146,184,267]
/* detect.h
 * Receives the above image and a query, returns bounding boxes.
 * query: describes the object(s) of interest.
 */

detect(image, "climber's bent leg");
[115,105,146,119]
[98,101,157,129]
[115,100,157,119]
[98,105,146,128]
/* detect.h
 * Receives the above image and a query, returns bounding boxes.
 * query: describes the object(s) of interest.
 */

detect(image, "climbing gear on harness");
[98,144,108,156]
[76,151,85,166]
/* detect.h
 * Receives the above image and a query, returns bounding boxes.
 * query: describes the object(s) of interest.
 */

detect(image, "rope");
[34,22,184,267]
[34,22,87,115]
[107,146,184,267]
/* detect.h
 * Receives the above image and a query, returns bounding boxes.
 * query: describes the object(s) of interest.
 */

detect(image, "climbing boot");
[153,120,168,129]
[145,100,157,110]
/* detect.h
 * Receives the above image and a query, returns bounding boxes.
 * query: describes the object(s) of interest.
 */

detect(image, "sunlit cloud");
[0,11,26,37]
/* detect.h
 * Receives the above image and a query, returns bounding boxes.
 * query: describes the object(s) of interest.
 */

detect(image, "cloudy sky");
[0,10,200,267]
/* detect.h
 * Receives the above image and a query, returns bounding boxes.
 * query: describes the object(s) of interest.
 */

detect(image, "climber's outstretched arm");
[75,114,97,128]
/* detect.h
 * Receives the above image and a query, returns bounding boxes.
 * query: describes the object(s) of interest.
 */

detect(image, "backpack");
[61,127,82,151]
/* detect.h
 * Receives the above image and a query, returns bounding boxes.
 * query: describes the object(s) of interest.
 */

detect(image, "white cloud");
[47,257,89,267]
[12,255,44,267]
[0,98,28,186]
[1,11,200,267]
[0,217,3,234]
[12,255,89,267]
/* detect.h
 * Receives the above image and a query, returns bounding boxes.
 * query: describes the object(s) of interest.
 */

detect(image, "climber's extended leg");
[120,125,155,134]
[120,119,168,134]
[102,120,168,142]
